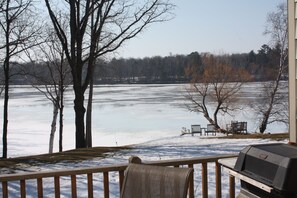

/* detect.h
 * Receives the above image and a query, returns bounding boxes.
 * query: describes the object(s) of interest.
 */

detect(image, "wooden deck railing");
[0,154,237,198]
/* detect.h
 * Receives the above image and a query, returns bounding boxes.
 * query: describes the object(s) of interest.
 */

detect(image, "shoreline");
[0,133,288,169]
[0,146,130,169]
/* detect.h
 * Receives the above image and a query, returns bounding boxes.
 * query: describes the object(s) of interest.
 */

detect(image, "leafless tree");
[44,0,175,148]
[0,0,42,158]
[25,27,72,153]
[185,54,250,132]
[257,3,288,133]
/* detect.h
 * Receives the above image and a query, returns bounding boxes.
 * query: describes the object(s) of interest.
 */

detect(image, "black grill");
[234,143,297,198]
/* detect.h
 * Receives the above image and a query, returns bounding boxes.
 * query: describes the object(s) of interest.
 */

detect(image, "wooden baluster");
[87,173,93,198]
[103,172,109,198]
[202,163,208,198]
[229,175,235,198]
[188,164,194,198]
[215,162,222,198]
[119,170,124,193]
[2,181,8,198]
[71,175,77,198]
[20,180,26,198]
[37,178,43,198]
[54,176,60,198]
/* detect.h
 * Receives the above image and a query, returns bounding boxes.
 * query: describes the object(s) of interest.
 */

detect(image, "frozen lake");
[0,83,288,157]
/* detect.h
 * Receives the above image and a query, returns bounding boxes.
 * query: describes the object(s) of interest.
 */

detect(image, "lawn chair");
[191,124,202,136]
[228,121,247,134]
[121,162,193,198]
[205,124,216,136]
[241,121,247,133]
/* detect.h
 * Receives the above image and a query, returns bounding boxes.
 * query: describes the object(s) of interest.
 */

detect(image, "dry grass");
[0,146,130,169]
[218,133,289,140]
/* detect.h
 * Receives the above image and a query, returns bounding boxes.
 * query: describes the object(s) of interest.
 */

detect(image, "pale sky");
[118,0,286,58]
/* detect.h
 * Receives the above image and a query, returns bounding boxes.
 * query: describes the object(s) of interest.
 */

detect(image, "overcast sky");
[117,0,285,59]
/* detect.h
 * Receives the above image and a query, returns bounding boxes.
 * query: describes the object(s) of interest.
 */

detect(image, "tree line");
[94,44,286,84]
[4,44,287,85]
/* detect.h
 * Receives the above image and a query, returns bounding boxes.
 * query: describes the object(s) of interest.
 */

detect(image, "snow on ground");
[0,134,287,198]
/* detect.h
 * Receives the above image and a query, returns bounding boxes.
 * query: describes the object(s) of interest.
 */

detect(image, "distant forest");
[8,44,286,85]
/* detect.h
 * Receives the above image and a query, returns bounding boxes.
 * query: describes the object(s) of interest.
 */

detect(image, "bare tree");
[30,61,71,153]
[44,0,175,148]
[257,3,288,133]
[0,0,41,158]
[26,30,72,153]
[185,54,250,132]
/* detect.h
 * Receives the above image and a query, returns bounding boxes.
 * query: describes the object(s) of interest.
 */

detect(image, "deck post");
[288,0,297,143]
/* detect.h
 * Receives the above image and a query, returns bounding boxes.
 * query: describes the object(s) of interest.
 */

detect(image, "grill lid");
[234,143,297,194]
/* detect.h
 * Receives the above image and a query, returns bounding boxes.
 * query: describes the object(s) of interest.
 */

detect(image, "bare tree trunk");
[74,90,86,148]
[2,2,10,158]
[259,61,283,133]
[59,59,65,152]
[59,102,64,152]
[49,103,59,153]
[2,58,9,159]
[86,0,94,148]
[259,111,270,133]
[86,79,93,148]
[59,86,64,152]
